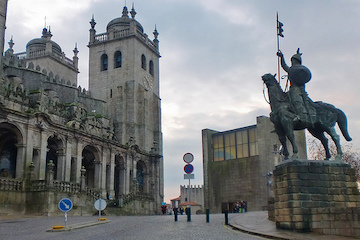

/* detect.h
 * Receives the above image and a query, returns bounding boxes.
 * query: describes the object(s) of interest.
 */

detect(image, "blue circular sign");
[58,198,73,212]
[184,164,194,174]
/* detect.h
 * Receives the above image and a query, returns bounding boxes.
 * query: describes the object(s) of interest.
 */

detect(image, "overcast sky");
[5,0,360,204]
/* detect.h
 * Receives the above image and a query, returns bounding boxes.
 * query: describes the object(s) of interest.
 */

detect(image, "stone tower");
[88,5,162,154]
[0,0,8,76]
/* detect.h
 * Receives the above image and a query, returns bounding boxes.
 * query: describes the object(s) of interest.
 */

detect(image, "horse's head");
[261,73,278,87]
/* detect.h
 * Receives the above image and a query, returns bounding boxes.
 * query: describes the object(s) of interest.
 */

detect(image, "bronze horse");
[262,73,351,161]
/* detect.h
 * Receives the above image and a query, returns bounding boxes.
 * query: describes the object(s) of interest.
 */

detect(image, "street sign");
[184,174,195,179]
[183,153,194,163]
[58,198,73,212]
[184,164,194,174]
[94,198,107,211]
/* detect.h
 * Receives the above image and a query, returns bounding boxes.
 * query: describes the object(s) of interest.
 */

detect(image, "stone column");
[108,151,115,198]
[15,144,26,179]
[101,151,107,196]
[45,160,55,189]
[125,154,131,194]
[75,140,83,183]
[39,131,48,180]
[0,0,8,77]
[120,161,126,195]
[56,149,66,181]
[80,166,86,192]
[64,138,72,182]
[94,161,102,189]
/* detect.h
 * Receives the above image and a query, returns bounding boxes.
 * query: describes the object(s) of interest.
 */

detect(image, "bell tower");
[0,0,8,77]
[88,5,161,154]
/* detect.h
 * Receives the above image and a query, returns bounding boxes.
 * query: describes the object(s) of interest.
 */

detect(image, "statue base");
[273,159,360,237]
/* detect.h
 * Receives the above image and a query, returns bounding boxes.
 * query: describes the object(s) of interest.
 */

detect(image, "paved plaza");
[0,213,263,240]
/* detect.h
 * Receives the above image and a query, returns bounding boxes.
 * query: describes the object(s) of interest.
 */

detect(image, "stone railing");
[94,29,158,52]
[113,29,131,39]
[122,191,153,205]
[53,181,80,193]
[0,178,23,191]
[86,186,100,200]
[31,180,46,191]
[95,33,108,42]
[15,52,27,59]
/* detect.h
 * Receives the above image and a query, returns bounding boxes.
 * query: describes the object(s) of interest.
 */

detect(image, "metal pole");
[206,209,210,223]
[224,210,229,225]
[187,179,191,222]
[276,12,281,84]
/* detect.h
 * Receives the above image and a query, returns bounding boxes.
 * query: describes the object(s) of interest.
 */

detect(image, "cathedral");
[0,1,163,215]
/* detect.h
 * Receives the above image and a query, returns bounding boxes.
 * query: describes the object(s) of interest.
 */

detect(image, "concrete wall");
[202,116,307,213]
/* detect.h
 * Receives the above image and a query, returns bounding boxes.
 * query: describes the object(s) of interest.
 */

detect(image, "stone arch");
[136,160,147,193]
[28,62,34,69]
[48,71,54,79]
[82,145,100,189]
[0,122,23,178]
[46,134,65,180]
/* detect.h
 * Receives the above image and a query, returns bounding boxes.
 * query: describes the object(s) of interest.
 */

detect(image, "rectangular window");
[224,133,236,160]
[212,127,258,161]
[213,135,224,161]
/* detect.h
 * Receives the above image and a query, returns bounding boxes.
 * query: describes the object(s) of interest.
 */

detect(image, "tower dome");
[26,28,62,56]
[106,6,143,33]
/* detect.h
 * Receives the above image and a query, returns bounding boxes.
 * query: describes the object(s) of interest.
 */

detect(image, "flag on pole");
[277,14,284,37]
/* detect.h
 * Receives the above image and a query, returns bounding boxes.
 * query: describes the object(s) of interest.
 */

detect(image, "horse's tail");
[336,108,352,141]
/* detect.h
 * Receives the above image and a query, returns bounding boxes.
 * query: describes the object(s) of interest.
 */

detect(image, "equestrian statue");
[262,49,352,161]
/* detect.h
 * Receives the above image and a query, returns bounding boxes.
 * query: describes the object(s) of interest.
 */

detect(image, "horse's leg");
[283,119,298,159]
[275,125,289,160]
[308,128,331,160]
[326,127,343,161]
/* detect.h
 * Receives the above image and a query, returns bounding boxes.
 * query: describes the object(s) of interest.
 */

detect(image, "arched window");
[141,54,146,70]
[101,54,108,71]
[114,51,122,68]
[149,60,154,76]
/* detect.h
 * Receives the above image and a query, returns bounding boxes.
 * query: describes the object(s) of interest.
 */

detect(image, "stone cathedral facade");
[0,1,163,216]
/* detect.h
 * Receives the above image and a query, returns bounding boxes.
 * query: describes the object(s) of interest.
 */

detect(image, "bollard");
[174,208,178,222]
[206,209,210,223]
[224,210,229,225]
[187,207,191,222]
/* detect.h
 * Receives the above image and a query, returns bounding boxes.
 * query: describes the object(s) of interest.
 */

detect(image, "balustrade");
[0,178,23,191]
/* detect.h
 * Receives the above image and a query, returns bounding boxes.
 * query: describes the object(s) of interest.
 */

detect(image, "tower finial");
[122,5,129,17]
[90,14,96,29]
[130,3,137,19]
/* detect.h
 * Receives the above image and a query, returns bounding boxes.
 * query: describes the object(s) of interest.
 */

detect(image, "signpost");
[94,198,107,221]
[58,198,73,227]
[183,153,194,222]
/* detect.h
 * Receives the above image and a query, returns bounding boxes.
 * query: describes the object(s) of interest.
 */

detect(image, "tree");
[307,136,360,180]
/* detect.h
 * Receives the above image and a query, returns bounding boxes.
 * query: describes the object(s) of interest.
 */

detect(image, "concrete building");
[202,116,306,213]
[0,2,163,216]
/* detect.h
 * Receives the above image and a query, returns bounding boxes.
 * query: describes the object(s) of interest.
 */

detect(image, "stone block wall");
[273,159,360,238]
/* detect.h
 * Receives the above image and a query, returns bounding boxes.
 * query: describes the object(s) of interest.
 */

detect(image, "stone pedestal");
[273,159,360,235]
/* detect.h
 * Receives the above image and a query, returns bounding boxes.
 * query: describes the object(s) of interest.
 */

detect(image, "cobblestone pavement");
[0,213,266,240]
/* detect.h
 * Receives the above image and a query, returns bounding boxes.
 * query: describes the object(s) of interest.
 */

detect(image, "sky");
[4,0,360,204]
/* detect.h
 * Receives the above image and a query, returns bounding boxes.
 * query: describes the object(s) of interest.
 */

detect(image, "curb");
[46,220,111,232]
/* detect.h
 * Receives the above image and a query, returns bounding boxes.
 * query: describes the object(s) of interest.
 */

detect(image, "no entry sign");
[184,164,194,174]
[183,153,194,163]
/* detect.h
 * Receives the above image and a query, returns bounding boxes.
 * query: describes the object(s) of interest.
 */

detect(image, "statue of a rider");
[276,48,315,125]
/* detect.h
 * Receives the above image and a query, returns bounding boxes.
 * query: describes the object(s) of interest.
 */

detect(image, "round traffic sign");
[184,164,194,174]
[94,198,107,211]
[58,198,73,212]
[183,153,194,163]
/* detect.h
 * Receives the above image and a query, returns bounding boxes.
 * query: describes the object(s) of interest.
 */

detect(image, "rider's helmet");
[291,48,302,65]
